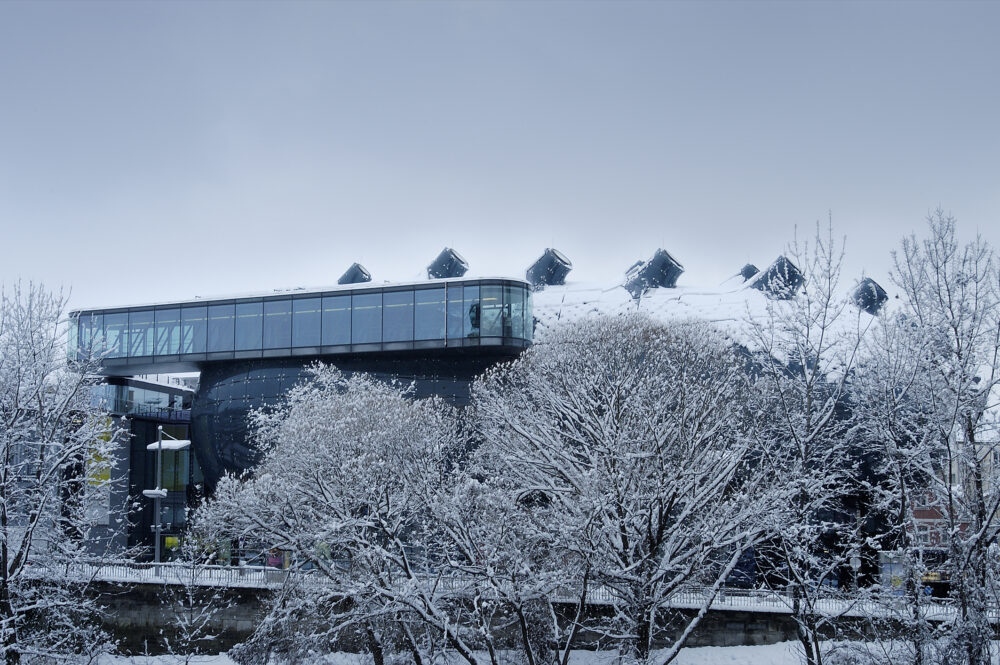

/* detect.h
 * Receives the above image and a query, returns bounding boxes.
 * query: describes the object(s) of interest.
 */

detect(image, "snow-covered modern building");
[69,248,886,557]
[70,274,533,554]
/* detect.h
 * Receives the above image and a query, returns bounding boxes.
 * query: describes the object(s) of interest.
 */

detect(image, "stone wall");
[94,582,845,656]
[96,582,268,655]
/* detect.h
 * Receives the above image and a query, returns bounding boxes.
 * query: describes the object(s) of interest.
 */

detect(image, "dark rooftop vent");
[853,277,888,315]
[525,248,573,289]
[427,247,469,280]
[740,264,760,282]
[624,249,684,298]
[750,255,804,299]
[338,263,371,285]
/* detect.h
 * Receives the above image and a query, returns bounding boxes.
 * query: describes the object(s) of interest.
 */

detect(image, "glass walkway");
[71,278,533,375]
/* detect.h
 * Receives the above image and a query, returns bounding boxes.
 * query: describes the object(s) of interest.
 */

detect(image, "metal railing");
[65,561,1000,622]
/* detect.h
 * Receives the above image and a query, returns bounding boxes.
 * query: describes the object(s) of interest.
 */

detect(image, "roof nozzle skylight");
[623,249,684,298]
[853,277,888,315]
[427,248,469,279]
[749,255,804,299]
[338,263,372,285]
[740,264,760,282]
[526,248,573,290]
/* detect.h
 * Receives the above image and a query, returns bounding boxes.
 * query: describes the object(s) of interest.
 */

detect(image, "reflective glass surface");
[207,304,235,352]
[415,288,446,340]
[104,313,128,358]
[92,384,185,414]
[263,300,292,349]
[525,290,533,337]
[463,285,480,338]
[480,286,502,337]
[292,298,321,347]
[322,295,350,345]
[446,285,464,339]
[181,306,207,354]
[352,293,382,344]
[235,302,263,351]
[155,308,181,355]
[160,450,189,492]
[383,291,413,343]
[72,280,532,362]
[128,310,154,357]
[78,313,103,357]
[68,315,78,360]
[504,286,523,338]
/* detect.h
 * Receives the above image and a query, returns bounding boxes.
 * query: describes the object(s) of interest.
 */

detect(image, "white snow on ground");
[99,642,1000,665]
[99,643,803,665]
[669,642,800,665]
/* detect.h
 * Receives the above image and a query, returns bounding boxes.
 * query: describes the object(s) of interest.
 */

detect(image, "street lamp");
[141,425,190,566]
[850,554,863,591]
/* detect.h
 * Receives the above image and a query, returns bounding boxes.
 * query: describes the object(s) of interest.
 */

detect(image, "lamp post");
[141,425,190,567]
[850,554,863,592]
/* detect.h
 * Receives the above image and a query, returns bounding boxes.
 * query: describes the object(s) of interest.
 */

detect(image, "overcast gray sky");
[1,0,997,310]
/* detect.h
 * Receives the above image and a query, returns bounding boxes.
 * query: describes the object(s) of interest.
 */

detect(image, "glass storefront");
[71,279,532,362]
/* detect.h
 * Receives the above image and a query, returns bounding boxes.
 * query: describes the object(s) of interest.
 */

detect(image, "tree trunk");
[791,585,817,665]
[0,573,19,665]
[635,605,652,663]
[515,606,538,665]
[905,574,924,665]
[364,623,385,665]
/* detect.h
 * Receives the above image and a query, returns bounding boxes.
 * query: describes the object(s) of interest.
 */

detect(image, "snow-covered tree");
[850,296,943,665]
[852,211,1000,665]
[156,536,232,664]
[0,282,125,665]
[471,314,777,664]
[420,467,590,665]
[744,222,868,665]
[196,366,504,665]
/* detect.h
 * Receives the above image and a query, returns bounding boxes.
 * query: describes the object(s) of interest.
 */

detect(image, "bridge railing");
[66,560,999,621]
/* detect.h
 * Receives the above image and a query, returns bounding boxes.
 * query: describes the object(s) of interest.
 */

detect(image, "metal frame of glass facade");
[70,278,532,374]
[92,377,193,422]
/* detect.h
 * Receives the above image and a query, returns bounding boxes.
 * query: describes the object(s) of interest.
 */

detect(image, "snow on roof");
[533,280,766,347]
[532,277,877,360]
[72,275,530,314]
[146,440,191,451]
